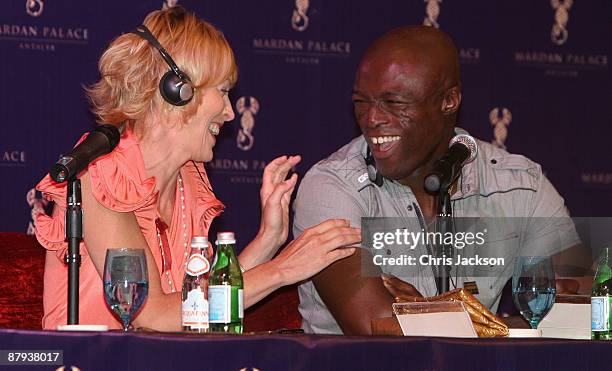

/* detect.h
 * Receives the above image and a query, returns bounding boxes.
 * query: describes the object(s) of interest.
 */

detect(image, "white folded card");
[392,301,477,338]
[538,302,590,339]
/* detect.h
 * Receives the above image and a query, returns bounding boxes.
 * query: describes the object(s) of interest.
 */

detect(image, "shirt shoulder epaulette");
[305,136,373,192]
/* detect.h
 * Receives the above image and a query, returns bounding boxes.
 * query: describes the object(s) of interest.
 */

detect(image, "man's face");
[352,51,452,183]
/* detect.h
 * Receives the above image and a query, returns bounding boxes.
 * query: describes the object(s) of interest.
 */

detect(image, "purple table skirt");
[0,328,609,371]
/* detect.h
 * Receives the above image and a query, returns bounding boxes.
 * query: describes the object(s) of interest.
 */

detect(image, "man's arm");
[312,248,395,335]
[525,172,590,293]
[293,165,397,335]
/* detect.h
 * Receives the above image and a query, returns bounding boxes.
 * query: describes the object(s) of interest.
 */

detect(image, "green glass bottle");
[592,248,612,340]
[208,232,243,333]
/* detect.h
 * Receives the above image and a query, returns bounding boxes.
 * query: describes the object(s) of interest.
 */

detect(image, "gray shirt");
[293,133,579,334]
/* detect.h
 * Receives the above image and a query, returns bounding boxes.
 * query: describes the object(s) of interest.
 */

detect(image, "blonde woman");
[35,6,359,330]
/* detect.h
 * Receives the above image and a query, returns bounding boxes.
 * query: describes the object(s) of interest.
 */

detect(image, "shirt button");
[386,249,392,255]
[407,205,413,211]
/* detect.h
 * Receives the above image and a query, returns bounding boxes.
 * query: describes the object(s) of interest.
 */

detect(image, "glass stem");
[529,319,539,330]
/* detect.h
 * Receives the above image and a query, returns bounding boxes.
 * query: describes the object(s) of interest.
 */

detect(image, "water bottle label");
[182,289,209,329]
[185,254,210,276]
[238,289,244,319]
[209,285,231,323]
[591,296,609,331]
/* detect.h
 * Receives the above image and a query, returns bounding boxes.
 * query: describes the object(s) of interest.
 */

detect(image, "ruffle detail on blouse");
[183,161,224,235]
[34,203,72,258]
[35,128,157,256]
[88,129,157,212]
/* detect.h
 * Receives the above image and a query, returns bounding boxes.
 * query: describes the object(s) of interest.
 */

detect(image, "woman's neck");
[136,119,189,222]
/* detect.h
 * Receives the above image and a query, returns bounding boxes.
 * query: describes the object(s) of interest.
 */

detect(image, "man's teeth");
[208,123,220,136]
[372,136,401,145]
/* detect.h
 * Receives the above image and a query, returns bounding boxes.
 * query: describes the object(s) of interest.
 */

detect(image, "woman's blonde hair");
[86,6,237,125]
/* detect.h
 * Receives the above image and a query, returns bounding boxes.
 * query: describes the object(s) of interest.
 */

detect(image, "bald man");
[292,26,581,335]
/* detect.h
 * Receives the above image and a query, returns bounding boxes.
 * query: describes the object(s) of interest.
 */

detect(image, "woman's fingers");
[275,222,360,285]
[266,173,298,207]
[281,173,298,204]
[326,247,357,263]
[263,155,300,183]
[272,155,300,185]
[261,156,286,194]
[261,155,301,207]
[302,219,352,238]
[317,228,361,251]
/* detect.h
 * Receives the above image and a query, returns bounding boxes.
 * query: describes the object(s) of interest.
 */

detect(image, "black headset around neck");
[365,147,384,187]
[132,25,194,106]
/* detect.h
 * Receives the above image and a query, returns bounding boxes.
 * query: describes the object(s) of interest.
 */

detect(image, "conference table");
[0,328,609,371]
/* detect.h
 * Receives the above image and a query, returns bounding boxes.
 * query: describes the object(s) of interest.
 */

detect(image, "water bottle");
[208,231,244,333]
[592,248,612,340]
[181,236,212,333]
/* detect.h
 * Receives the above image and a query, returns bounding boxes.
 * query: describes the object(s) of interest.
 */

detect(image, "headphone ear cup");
[366,158,384,187]
[159,70,194,106]
[367,164,383,187]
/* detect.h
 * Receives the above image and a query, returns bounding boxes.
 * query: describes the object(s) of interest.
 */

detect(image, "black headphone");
[365,147,384,187]
[132,25,195,106]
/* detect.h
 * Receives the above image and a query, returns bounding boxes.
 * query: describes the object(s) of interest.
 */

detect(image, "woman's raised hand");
[258,155,301,248]
[272,219,361,286]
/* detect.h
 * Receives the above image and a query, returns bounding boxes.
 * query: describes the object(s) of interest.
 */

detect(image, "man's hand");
[380,274,424,299]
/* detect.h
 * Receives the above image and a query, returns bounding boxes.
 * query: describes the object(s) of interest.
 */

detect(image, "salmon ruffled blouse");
[35,128,224,329]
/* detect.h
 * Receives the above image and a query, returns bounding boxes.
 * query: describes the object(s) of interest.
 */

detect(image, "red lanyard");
[154,218,173,272]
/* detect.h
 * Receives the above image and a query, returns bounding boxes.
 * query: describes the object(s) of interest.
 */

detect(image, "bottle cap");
[191,236,209,248]
[216,231,236,245]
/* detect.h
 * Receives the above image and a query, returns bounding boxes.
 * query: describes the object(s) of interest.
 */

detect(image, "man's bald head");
[360,25,461,95]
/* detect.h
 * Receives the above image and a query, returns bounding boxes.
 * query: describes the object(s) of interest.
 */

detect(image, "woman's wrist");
[255,225,283,255]
[238,230,281,271]
[259,258,289,287]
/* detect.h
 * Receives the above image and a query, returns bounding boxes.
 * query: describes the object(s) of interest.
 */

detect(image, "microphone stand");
[65,177,83,324]
[434,185,454,295]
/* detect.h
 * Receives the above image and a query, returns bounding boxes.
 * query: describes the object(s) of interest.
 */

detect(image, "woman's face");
[185,80,235,162]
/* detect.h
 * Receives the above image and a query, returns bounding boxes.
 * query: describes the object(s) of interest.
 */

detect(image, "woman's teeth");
[371,136,401,144]
[208,123,220,136]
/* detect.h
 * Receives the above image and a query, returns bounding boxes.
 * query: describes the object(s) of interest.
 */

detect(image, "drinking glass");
[512,256,556,329]
[103,248,149,331]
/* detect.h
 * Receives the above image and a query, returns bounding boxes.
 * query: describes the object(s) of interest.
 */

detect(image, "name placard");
[392,301,477,338]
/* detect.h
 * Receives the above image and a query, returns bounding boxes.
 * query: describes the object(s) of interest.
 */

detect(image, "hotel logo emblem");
[423,0,442,28]
[551,0,573,45]
[236,97,259,151]
[489,107,512,150]
[26,0,44,17]
[291,0,310,32]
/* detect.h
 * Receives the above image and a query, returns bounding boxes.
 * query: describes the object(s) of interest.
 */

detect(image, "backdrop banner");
[1,1,610,253]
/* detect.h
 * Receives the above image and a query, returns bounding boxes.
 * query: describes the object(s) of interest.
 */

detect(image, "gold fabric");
[393,288,509,337]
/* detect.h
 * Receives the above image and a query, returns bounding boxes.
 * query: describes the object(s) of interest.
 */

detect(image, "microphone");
[50,124,121,183]
[424,133,478,194]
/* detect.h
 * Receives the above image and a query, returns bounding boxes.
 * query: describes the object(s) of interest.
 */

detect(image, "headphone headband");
[132,24,194,106]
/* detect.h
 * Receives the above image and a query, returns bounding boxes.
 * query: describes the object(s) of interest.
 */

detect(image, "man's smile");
[369,135,401,159]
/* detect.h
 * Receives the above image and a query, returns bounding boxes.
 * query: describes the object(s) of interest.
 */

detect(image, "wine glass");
[103,248,149,331]
[512,256,556,329]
